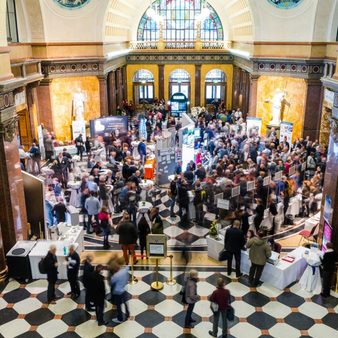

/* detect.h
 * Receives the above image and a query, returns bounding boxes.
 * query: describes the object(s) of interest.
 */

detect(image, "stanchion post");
[151,258,164,290]
[166,254,176,285]
[129,253,138,285]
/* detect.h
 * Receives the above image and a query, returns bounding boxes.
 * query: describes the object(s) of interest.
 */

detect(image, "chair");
[298,222,319,245]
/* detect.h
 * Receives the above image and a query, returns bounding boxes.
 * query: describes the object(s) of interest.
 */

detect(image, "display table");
[304,212,321,233]
[29,240,80,280]
[67,181,82,208]
[138,201,153,213]
[57,224,84,252]
[139,180,154,201]
[206,235,307,290]
[144,158,156,179]
[54,145,77,157]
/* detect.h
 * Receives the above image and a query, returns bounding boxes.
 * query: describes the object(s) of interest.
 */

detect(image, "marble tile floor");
[0,267,338,338]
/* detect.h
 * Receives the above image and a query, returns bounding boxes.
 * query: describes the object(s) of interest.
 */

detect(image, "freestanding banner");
[280,121,293,143]
[246,117,262,137]
[90,116,128,138]
[72,121,86,141]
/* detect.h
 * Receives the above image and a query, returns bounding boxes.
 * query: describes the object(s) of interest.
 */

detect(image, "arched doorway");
[133,69,154,104]
[169,69,191,102]
[205,69,227,105]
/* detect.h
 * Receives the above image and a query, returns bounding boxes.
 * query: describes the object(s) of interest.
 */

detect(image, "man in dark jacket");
[44,245,59,304]
[66,245,80,299]
[90,265,107,326]
[224,220,246,277]
[52,197,67,224]
[83,255,94,311]
[178,179,190,226]
[75,134,84,160]
[116,213,138,265]
[321,242,337,297]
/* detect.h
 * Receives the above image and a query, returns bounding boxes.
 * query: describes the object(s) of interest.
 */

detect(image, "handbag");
[226,305,235,321]
[210,301,219,313]
[218,249,231,262]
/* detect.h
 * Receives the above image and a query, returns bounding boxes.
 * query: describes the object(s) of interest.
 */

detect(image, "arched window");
[205,69,227,105]
[137,0,223,42]
[6,0,18,42]
[133,70,155,104]
[169,69,190,99]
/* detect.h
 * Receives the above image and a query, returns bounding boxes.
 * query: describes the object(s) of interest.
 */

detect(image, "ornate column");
[248,74,259,117]
[0,91,28,255]
[0,223,6,283]
[36,79,55,132]
[195,64,202,106]
[122,66,127,101]
[158,65,165,101]
[108,71,117,115]
[116,68,123,107]
[98,75,108,117]
[26,83,40,141]
[303,79,323,140]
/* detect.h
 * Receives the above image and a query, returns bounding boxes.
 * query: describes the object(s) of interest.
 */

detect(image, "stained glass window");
[133,70,155,82]
[137,0,223,41]
[205,69,226,82]
[170,69,190,81]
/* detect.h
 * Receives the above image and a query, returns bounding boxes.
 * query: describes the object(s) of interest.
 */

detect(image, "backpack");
[38,258,47,274]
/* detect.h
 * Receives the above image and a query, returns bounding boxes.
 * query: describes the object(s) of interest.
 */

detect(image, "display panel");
[90,116,128,138]
[322,221,332,253]
[149,244,165,256]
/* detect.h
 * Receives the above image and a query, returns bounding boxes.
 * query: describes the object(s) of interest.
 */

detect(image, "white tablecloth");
[206,236,307,290]
[67,181,82,208]
[304,212,321,233]
[286,196,301,216]
[29,240,80,280]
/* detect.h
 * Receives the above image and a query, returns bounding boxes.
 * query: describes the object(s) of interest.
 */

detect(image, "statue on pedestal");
[72,88,87,121]
[265,88,290,126]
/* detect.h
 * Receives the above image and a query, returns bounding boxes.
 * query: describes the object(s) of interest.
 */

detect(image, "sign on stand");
[289,165,296,176]
[247,181,255,192]
[217,199,230,210]
[72,121,86,141]
[274,171,283,181]
[231,186,240,198]
[156,148,176,186]
[263,176,271,187]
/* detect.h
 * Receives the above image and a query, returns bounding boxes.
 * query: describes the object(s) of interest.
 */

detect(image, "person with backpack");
[247,230,272,287]
[29,142,41,174]
[184,269,200,328]
[208,278,231,338]
[52,197,67,224]
[43,245,59,304]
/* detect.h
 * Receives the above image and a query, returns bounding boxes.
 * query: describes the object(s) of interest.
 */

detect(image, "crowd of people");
[18,98,336,336]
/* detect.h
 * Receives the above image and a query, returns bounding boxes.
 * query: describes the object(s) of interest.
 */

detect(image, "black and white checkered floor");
[1,267,338,338]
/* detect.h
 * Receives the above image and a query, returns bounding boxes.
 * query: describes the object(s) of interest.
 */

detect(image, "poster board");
[289,165,296,176]
[214,193,223,204]
[274,171,283,181]
[246,117,262,137]
[37,125,46,160]
[72,121,86,141]
[231,186,240,198]
[280,121,293,143]
[156,148,176,186]
[146,234,167,258]
[263,176,271,187]
[217,199,230,210]
[247,181,255,192]
[90,116,128,138]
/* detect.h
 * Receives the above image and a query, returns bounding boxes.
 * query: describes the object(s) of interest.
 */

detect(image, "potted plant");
[209,220,218,238]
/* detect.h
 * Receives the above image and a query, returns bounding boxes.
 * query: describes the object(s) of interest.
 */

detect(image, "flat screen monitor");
[322,221,332,253]
[149,243,165,257]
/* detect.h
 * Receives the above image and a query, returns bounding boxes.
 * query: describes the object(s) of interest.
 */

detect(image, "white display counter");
[29,226,83,280]
[206,235,307,290]
[304,212,321,233]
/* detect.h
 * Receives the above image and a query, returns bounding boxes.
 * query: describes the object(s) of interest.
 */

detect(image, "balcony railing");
[129,40,231,50]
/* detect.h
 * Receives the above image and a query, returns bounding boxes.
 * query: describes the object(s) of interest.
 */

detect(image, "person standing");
[75,134,84,161]
[84,192,101,234]
[321,242,337,297]
[29,142,41,174]
[66,245,80,299]
[98,206,111,249]
[224,220,245,277]
[91,265,107,326]
[137,138,147,165]
[178,179,190,226]
[116,213,138,265]
[208,278,231,338]
[169,176,178,218]
[137,211,151,259]
[82,255,94,311]
[246,230,272,287]
[52,197,67,224]
[44,245,59,304]
[111,260,130,324]
[184,270,200,328]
